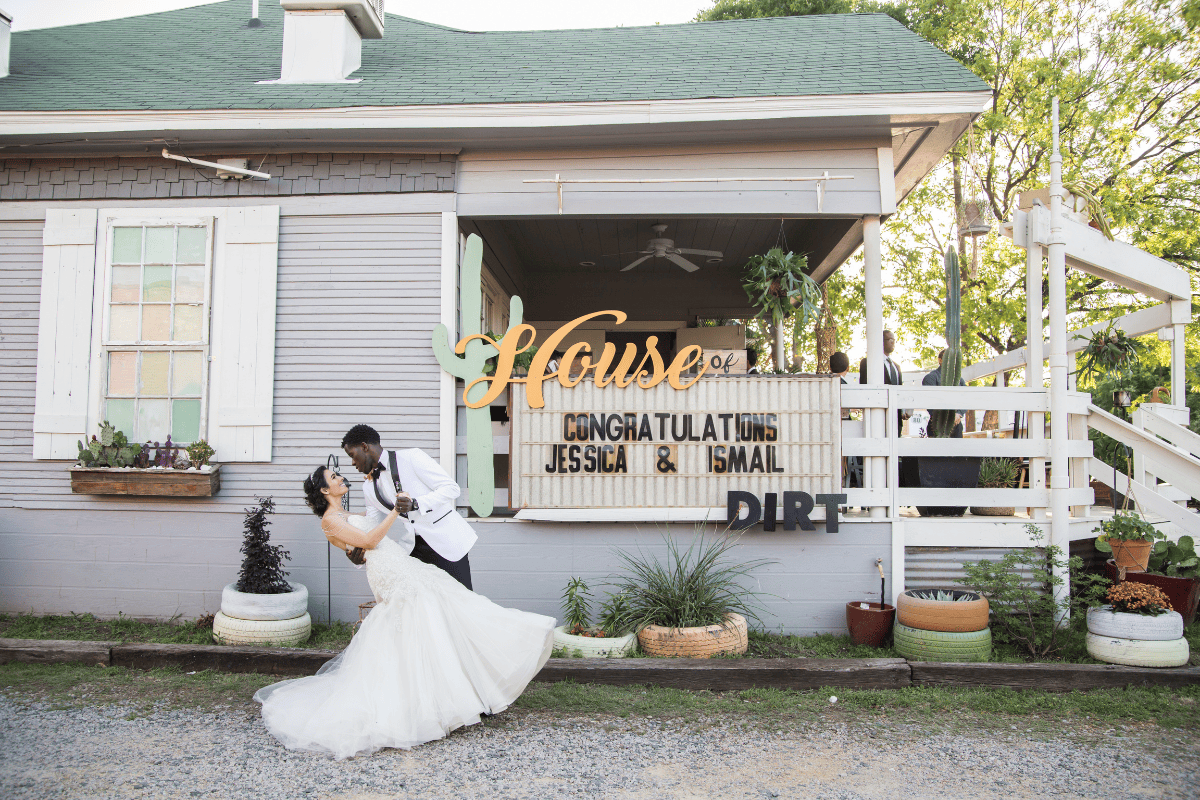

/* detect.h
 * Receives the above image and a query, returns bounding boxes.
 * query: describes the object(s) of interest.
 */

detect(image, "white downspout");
[1026,210,1047,520]
[1047,98,1071,619]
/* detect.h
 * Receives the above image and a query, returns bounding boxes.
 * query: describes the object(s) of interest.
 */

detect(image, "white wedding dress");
[254,515,555,759]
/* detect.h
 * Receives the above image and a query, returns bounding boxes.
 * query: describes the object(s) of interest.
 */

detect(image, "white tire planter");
[220,582,308,621]
[553,626,637,658]
[1085,633,1190,668]
[1086,607,1184,641]
[212,611,312,647]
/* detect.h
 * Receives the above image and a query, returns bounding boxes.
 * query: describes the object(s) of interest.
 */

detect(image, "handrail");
[841,385,1091,414]
[1141,408,1200,461]
[1088,460,1199,538]
[1088,404,1200,501]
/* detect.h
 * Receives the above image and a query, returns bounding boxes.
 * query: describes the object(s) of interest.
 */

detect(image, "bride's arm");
[321,506,400,551]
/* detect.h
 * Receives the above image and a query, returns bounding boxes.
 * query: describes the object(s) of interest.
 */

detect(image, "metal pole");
[863,215,886,520]
[1047,98,1071,621]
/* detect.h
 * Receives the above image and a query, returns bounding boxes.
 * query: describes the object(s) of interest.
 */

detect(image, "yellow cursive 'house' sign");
[457,311,708,409]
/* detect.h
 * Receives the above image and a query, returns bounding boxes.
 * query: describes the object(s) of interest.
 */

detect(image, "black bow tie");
[370,462,385,481]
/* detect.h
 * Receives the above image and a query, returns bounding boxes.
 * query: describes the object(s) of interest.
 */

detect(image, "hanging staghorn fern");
[929,247,962,439]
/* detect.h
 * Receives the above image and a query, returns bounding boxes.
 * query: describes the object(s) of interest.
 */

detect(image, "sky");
[4,0,712,31]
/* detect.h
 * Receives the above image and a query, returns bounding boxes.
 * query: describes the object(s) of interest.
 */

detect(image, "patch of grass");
[515,680,1200,730]
[0,662,275,712]
[0,613,354,651]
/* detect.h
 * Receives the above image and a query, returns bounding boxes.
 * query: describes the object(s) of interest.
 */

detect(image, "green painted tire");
[893,621,991,662]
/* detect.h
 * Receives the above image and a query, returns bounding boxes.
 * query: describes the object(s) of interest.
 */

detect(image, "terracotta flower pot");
[845,602,895,647]
[1110,539,1153,572]
[637,613,748,658]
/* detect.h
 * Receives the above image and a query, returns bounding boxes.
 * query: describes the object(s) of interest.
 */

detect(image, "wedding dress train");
[254,516,555,758]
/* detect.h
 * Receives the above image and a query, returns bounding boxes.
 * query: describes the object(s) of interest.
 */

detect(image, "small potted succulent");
[551,577,637,658]
[213,497,311,647]
[1074,320,1141,408]
[1094,511,1166,572]
[970,457,1020,516]
[187,439,216,470]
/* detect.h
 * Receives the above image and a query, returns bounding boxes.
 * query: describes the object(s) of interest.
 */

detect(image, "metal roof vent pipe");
[0,7,12,79]
[265,0,384,84]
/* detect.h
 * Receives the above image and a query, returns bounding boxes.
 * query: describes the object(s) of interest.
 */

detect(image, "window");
[102,221,212,444]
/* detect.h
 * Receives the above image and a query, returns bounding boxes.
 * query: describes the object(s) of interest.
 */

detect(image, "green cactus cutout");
[929,247,962,439]
[432,233,525,517]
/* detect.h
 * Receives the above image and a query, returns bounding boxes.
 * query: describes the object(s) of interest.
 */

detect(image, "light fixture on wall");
[579,261,596,267]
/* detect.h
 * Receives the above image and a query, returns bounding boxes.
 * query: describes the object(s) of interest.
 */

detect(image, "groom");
[341,424,477,590]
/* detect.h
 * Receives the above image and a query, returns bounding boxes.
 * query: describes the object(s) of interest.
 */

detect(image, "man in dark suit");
[859,329,908,432]
[922,349,967,437]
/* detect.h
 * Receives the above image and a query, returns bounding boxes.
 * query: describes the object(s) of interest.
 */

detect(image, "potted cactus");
[70,421,221,496]
[900,247,981,515]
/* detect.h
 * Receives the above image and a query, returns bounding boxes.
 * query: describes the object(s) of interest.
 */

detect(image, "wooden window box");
[69,464,221,497]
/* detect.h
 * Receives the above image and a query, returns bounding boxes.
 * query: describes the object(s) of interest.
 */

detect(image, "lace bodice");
[345,515,445,605]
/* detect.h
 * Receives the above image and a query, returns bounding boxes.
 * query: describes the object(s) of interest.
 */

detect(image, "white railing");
[840,385,1094,521]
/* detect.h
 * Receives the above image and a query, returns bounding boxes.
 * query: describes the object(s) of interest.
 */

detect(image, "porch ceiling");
[468,216,856,323]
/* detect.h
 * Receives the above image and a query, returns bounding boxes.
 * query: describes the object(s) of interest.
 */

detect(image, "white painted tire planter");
[553,626,637,658]
[220,582,308,621]
[212,611,312,647]
[1086,607,1184,641]
[1085,632,1189,668]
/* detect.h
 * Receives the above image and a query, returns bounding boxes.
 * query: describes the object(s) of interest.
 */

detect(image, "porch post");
[863,215,886,520]
[1046,100,1070,616]
[439,211,459,479]
[1171,322,1187,405]
[1026,213,1047,520]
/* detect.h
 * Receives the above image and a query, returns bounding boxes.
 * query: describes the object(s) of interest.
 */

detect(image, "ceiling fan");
[619,224,723,273]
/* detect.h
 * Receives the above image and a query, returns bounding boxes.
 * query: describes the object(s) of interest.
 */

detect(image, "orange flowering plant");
[1105,581,1173,616]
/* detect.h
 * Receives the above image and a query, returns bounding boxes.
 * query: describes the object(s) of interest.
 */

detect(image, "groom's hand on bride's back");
[346,547,366,566]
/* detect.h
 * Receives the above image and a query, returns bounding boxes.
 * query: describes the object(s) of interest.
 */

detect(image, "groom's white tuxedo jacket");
[361,448,477,562]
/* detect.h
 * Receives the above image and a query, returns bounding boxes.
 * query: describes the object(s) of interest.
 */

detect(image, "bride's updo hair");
[302,466,330,517]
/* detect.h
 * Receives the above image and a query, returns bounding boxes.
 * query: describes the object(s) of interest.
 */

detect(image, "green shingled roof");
[0,2,988,112]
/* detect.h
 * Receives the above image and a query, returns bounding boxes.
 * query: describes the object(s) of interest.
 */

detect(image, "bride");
[253,466,555,759]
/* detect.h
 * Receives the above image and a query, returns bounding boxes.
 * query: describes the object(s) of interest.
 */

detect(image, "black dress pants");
[411,535,473,591]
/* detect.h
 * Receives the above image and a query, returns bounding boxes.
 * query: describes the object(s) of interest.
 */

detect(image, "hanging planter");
[741,248,820,372]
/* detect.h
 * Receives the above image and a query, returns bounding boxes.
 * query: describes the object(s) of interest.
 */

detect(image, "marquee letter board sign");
[509,375,840,509]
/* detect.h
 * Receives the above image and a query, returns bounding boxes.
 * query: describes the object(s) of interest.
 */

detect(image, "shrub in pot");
[970,458,1019,516]
[213,497,311,646]
[1094,511,1166,572]
[551,577,636,658]
[608,525,774,658]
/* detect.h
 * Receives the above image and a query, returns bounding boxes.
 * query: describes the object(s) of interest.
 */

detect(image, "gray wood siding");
[457,140,886,217]
[0,210,444,516]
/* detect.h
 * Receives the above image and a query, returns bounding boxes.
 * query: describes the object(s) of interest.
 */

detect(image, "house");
[7,0,1125,632]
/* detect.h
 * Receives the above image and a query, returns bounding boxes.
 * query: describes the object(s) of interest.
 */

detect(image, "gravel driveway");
[0,698,1195,800]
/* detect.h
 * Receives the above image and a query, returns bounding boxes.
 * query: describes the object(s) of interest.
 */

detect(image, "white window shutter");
[32,209,99,459]
[208,206,280,462]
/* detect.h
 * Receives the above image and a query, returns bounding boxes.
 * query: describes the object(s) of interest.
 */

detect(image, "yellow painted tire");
[637,613,748,658]
[212,611,311,647]
[896,590,989,632]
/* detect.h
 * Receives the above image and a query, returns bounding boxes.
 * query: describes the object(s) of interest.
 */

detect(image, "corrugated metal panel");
[904,546,1041,592]
[510,375,839,509]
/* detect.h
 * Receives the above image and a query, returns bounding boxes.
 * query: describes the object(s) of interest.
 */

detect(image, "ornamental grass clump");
[607,525,776,632]
[1106,582,1173,616]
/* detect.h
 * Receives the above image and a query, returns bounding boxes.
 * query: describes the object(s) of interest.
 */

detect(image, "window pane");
[110,306,139,340]
[108,351,136,395]
[143,265,172,302]
[140,351,170,395]
[105,399,135,440]
[177,227,207,264]
[111,265,141,302]
[112,228,141,264]
[173,304,203,341]
[172,399,202,444]
[144,227,174,264]
[175,265,204,303]
[172,351,204,395]
[136,399,169,443]
[142,305,171,340]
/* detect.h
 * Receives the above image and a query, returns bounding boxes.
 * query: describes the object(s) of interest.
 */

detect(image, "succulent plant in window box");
[186,439,215,469]
[71,423,220,496]
[76,421,140,467]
